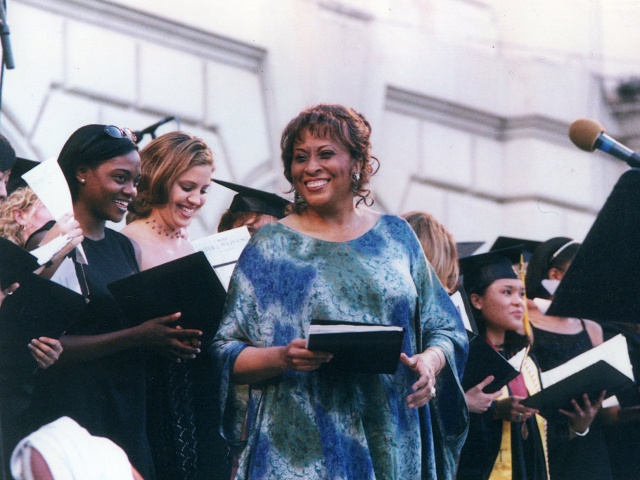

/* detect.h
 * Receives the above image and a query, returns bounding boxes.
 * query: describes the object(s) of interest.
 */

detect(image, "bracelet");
[573,427,590,437]
[425,347,445,373]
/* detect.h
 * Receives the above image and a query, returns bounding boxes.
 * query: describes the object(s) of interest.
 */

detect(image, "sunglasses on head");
[103,125,137,144]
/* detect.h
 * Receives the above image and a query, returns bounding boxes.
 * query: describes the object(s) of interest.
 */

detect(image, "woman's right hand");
[134,313,203,360]
[40,214,84,261]
[280,338,333,372]
[465,376,502,413]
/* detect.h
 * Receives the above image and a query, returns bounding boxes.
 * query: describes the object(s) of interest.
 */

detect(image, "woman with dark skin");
[213,105,468,479]
[25,124,202,479]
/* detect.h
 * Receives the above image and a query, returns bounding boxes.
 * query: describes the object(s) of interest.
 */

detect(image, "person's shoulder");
[583,318,604,345]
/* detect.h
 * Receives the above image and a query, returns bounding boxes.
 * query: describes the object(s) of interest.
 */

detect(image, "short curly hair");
[0,186,40,246]
[280,104,379,213]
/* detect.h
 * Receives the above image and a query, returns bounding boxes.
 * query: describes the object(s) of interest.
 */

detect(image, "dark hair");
[525,236,581,299]
[0,134,16,172]
[280,104,379,213]
[127,132,213,221]
[57,124,137,201]
[470,283,530,354]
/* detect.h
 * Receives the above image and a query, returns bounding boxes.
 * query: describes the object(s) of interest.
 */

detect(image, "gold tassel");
[518,253,532,338]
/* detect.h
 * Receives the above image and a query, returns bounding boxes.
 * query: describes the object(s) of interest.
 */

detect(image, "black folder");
[461,332,520,393]
[107,251,226,344]
[306,319,405,374]
[0,236,40,289]
[521,360,635,418]
[0,272,86,377]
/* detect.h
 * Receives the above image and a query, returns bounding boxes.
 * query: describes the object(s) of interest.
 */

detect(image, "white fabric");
[10,416,134,480]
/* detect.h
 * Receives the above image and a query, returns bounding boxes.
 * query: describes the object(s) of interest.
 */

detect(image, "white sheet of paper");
[22,157,87,264]
[190,226,251,291]
[540,334,635,388]
[449,291,473,331]
[49,256,83,295]
[30,234,70,265]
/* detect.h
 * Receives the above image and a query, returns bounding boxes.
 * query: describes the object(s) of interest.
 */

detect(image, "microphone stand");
[133,116,179,143]
[0,0,15,131]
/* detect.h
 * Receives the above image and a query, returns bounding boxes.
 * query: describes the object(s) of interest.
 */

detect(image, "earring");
[351,172,360,193]
[79,178,85,184]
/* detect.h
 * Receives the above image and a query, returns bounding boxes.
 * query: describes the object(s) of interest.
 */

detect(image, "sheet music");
[190,226,250,291]
[449,291,473,331]
[22,158,87,264]
[541,334,634,388]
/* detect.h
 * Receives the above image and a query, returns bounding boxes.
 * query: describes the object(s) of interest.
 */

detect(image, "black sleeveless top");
[530,319,592,371]
[27,229,156,479]
[530,320,613,480]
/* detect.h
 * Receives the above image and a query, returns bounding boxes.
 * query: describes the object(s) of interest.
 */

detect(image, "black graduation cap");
[490,236,542,262]
[213,179,291,219]
[456,241,484,259]
[7,157,40,196]
[547,169,640,323]
[459,246,522,295]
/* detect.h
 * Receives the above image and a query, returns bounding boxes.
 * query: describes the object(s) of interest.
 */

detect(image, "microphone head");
[568,118,605,152]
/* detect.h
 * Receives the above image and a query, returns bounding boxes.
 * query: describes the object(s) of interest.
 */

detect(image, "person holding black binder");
[456,248,549,480]
[24,124,203,480]
[212,104,468,480]
[526,237,610,480]
[122,131,221,480]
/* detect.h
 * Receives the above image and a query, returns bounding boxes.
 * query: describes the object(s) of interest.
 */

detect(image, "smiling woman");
[121,131,219,480]
[24,125,203,480]
[212,104,469,480]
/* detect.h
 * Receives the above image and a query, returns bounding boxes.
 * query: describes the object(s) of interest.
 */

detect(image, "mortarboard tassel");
[518,253,533,339]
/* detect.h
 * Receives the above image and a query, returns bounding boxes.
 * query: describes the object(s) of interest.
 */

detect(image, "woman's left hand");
[400,351,440,409]
[28,337,63,369]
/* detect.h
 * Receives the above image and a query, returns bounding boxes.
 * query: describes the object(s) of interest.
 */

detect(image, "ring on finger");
[429,386,436,397]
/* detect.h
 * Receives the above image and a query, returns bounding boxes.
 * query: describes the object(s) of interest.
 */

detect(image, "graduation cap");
[459,246,522,295]
[456,241,484,259]
[7,157,40,196]
[490,236,542,262]
[547,169,640,323]
[213,179,291,219]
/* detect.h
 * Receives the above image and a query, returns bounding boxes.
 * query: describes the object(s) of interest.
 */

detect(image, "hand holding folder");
[522,335,636,418]
[107,252,227,345]
[306,320,404,374]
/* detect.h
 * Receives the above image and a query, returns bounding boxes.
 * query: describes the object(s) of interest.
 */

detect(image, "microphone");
[132,116,178,142]
[569,118,640,168]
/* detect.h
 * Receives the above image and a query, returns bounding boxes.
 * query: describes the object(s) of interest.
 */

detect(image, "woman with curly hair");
[0,187,53,246]
[212,104,468,479]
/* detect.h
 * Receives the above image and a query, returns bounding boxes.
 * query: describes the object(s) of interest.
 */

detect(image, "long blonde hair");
[0,186,40,246]
[402,211,459,293]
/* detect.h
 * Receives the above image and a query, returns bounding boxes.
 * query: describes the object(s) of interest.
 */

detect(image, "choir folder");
[306,320,404,374]
[107,251,227,344]
[522,334,636,418]
[461,332,525,393]
[0,272,85,377]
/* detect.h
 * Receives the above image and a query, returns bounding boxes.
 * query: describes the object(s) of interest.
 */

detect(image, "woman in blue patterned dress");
[212,104,468,479]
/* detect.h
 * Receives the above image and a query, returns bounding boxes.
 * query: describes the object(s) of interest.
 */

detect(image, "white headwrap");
[11,416,134,480]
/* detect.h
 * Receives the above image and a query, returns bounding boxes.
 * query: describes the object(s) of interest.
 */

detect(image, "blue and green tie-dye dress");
[212,214,468,479]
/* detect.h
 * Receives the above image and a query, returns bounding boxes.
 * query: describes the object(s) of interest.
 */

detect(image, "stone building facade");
[2,0,638,243]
